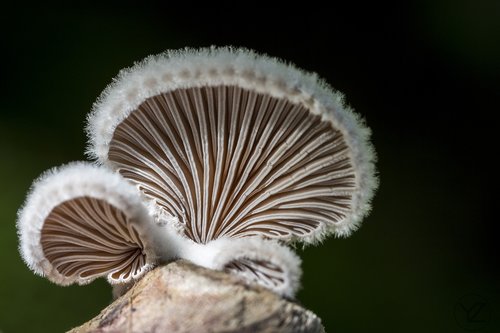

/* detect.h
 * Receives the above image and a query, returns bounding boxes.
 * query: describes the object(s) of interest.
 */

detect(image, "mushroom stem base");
[68,260,325,333]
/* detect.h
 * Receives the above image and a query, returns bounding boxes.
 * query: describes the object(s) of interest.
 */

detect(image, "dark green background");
[1,1,498,332]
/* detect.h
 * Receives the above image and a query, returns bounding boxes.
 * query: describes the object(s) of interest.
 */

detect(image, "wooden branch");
[69,260,325,333]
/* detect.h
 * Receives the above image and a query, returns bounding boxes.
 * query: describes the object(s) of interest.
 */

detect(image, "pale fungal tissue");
[17,47,378,298]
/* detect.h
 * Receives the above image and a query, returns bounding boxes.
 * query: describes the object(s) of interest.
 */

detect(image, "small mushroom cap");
[178,237,302,297]
[87,47,378,244]
[17,162,165,285]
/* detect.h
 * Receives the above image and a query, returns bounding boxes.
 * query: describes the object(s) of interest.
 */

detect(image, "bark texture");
[69,260,325,333]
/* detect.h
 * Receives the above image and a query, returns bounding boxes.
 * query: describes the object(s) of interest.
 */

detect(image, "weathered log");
[69,260,324,333]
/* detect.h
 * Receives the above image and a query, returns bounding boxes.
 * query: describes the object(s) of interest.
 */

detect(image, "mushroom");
[176,237,301,297]
[17,163,174,285]
[85,47,377,294]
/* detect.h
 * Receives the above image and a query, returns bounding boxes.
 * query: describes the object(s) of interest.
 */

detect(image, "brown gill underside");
[41,196,147,282]
[109,85,355,243]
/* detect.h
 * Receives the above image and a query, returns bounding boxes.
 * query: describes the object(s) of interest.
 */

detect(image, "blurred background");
[0,1,498,332]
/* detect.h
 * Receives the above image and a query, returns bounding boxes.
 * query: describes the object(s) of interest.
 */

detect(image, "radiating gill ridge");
[224,258,285,290]
[41,196,147,282]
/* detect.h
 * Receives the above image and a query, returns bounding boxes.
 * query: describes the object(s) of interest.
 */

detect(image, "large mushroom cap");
[17,163,165,285]
[87,47,377,244]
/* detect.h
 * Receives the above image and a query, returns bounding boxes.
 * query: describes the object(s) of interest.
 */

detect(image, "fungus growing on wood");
[18,47,377,299]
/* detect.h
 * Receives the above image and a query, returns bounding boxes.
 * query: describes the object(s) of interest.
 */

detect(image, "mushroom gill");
[109,85,355,244]
[224,258,286,290]
[41,196,147,282]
